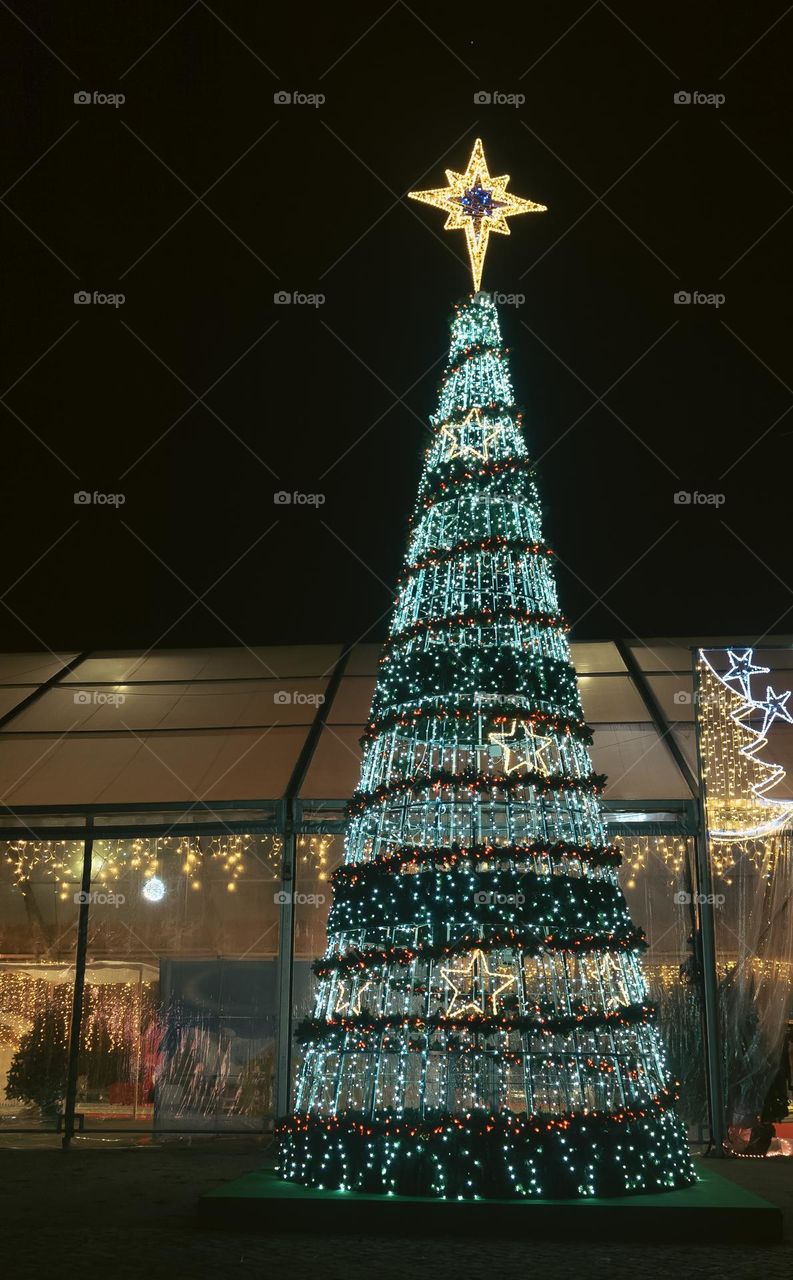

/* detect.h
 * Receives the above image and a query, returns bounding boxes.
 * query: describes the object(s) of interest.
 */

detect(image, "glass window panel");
[6,681,329,733]
[299,727,362,799]
[646,673,695,721]
[711,835,793,1150]
[671,724,697,774]
[76,833,283,1132]
[344,645,381,676]
[291,833,344,1106]
[0,728,306,806]
[568,642,625,673]
[618,835,706,1132]
[0,838,83,1131]
[697,646,793,1153]
[326,676,376,725]
[0,689,36,719]
[627,642,694,672]
[578,674,649,723]
[293,833,341,966]
[64,655,208,684]
[0,654,77,685]
[593,724,691,799]
[91,808,278,831]
[63,646,342,683]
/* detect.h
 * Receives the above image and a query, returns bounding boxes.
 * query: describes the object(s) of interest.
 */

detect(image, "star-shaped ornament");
[488,719,554,776]
[408,138,547,291]
[722,649,769,699]
[440,948,516,1016]
[758,686,793,738]
[335,978,374,1016]
[439,407,504,462]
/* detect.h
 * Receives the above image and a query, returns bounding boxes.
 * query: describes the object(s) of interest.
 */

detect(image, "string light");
[0,970,155,1055]
[3,834,284,895]
[618,835,691,884]
[697,649,793,840]
[297,834,334,876]
[646,956,793,993]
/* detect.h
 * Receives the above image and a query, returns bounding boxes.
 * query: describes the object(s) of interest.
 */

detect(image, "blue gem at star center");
[460,181,501,219]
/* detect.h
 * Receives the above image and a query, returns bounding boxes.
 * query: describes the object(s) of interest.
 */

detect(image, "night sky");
[2,2,792,654]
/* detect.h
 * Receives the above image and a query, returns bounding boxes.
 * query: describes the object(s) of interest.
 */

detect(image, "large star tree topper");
[408,138,547,291]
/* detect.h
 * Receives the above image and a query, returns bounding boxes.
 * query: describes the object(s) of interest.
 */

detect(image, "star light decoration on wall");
[408,138,547,292]
[758,687,793,737]
[698,647,793,840]
[721,649,793,737]
[722,649,769,699]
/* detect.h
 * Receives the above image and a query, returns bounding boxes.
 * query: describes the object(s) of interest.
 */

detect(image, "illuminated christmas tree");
[277,140,695,1199]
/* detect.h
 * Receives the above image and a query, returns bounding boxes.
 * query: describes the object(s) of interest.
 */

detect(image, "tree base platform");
[198,1164,782,1242]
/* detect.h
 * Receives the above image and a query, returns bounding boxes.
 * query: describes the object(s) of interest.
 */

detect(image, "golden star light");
[488,718,555,776]
[440,948,517,1016]
[408,138,547,291]
[439,407,505,462]
[335,978,373,1016]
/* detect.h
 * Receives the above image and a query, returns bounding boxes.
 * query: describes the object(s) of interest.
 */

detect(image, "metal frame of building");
[1,637,790,1146]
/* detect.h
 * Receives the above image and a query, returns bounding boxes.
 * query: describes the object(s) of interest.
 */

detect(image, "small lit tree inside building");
[277,140,695,1199]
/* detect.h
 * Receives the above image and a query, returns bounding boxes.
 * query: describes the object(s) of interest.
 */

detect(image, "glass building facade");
[0,639,790,1146]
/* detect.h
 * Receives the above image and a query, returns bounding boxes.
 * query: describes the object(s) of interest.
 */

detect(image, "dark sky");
[2,1,792,654]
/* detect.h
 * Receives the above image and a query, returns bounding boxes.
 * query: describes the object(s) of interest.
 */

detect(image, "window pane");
[618,834,706,1134]
[0,839,82,1131]
[77,834,282,1133]
[291,833,344,1106]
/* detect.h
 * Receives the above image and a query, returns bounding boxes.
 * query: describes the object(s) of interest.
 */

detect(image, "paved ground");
[0,1138,790,1279]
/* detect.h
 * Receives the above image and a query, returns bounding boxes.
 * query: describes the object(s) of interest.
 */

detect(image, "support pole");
[275,810,296,1118]
[62,817,93,1149]
[275,644,352,1120]
[692,652,727,1156]
[133,965,143,1120]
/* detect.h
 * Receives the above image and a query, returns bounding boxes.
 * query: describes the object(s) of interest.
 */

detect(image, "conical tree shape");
[278,294,695,1199]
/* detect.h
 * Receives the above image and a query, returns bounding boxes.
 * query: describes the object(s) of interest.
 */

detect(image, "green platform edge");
[198,1165,783,1243]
